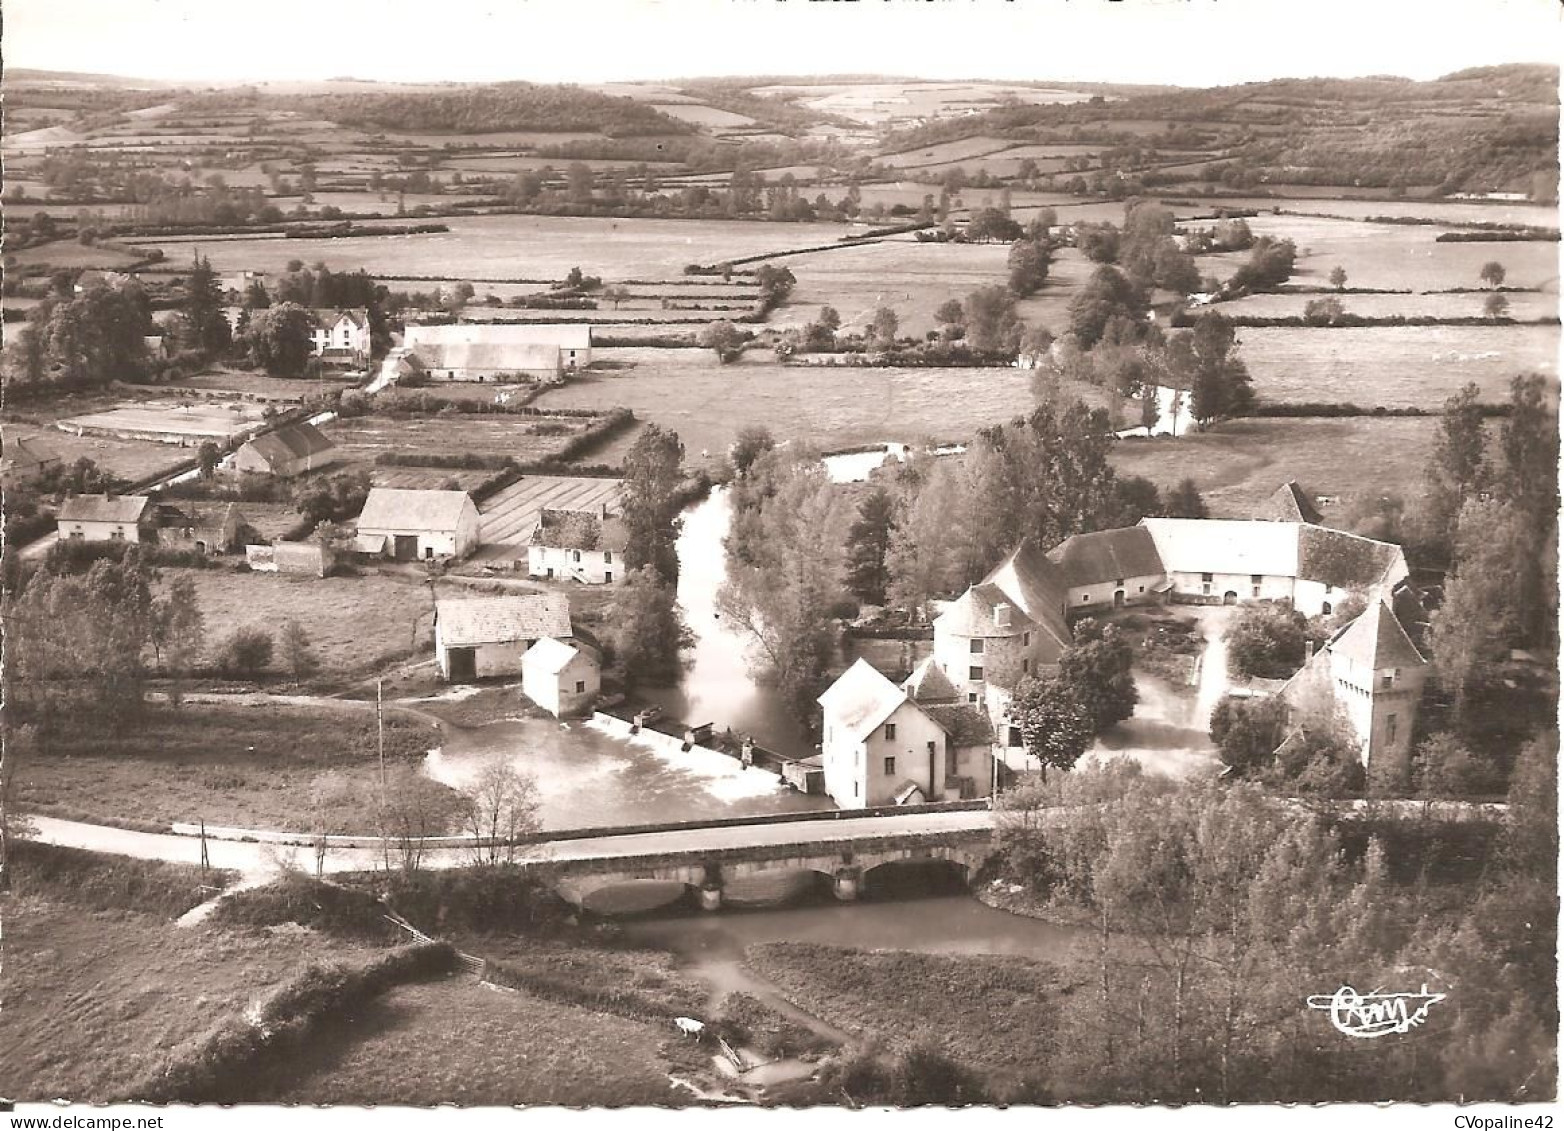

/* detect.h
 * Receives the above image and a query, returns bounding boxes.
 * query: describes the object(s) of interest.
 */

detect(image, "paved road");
[32,808,997,879]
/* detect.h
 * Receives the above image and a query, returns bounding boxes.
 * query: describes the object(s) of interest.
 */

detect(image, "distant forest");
[187,83,697,137]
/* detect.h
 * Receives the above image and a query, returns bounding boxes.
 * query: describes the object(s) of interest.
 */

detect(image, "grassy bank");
[15,702,447,833]
[0,894,380,1102]
[744,941,1079,1092]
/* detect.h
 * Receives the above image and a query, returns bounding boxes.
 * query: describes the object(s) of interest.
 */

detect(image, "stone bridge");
[532,808,996,910]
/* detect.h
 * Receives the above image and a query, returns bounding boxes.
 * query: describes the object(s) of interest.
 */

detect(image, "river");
[428,444,1230,830]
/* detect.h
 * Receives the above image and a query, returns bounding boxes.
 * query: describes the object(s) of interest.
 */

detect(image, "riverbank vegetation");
[987,761,1557,1103]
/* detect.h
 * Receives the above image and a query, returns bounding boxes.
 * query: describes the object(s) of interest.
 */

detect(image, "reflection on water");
[638,487,817,759]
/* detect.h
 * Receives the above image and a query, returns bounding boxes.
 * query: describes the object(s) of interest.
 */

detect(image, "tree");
[1059,619,1138,733]
[933,298,965,338]
[245,302,315,377]
[244,278,271,310]
[197,441,221,480]
[603,284,631,309]
[1067,266,1149,349]
[1479,261,1507,288]
[698,319,745,363]
[183,252,231,357]
[622,424,685,587]
[279,619,320,681]
[844,487,896,606]
[461,761,542,865]
[1009,674,1095,778]
[730,425,775,477]
[1303,296,1345,325]
[150,575,205,706]
[1006,238,1051,297]
[217,626,273,677]
[1412,732,1487,800]
[1208,694,1288,775]
[613,567,688,686]
[1163,478,1209,519]
[380,765,465,874]
[1328,266,1348,291]
[1174,311,1254,426]
[1482,292,1510,320]
[867,306,899,349]
[1421,381,1490,554]
[1224,604,1308,679]
[962,285,1021,354]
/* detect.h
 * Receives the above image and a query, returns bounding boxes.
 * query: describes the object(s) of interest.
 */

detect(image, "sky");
[6,0,1561,88]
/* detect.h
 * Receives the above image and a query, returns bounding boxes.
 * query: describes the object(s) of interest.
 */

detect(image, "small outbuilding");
[156,501,246,555]
[521,637,601,717]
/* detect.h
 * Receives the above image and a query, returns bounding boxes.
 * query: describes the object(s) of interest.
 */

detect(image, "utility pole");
[378,678,389,872]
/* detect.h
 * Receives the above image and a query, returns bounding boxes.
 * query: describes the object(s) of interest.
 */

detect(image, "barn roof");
[357,487,473,533]
[405,322,592,351]
[58,494,150,524]
[1141,517,1300,579]
[2,436,59,474]
[240,422,337,469]
[1046,526,1164,588]
[1263,481,1323,524]
[437,594,572,647]
[980,540,1072,648]
[157,501,242,530]
[1296,524,1403,590]
[315,308,369,330]
[818,658,913,744]
[522,636,584,675]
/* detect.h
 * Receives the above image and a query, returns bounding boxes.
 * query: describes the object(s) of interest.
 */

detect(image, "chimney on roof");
[599,501,609,521]
[993,603,1012,629]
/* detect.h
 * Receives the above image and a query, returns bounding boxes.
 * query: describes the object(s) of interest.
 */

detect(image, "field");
[2,420,192,483]
[1202,214,1560,293]
[1219,289,1560,321]
[1237,324,1558,406]
[59,400,269,442]
[1106,416,1452,517]
[532,351,1050,460]
[122,214,881,281]
[320,412,599,468]
[13,702,443,834]
[162,567,438,674]
[0,897,377,1102]
[476,474,624,555]
[7,240,147,270]
[258,977,688,1106]
[165,369,357,400]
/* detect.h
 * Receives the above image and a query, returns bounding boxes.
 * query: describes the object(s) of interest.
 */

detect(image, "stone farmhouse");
[310,309,372,367]
[56,493,154,543]
[820,486,1425,801]
[817,657,996,809]
[233,421,339,478]
[355,487,480,562]
[2,436,60,484]
[528,508,629,585]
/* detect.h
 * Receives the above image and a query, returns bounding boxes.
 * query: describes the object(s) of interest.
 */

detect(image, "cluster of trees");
[1052,284,1256,429]
[994,761,1557,1102]
[1427,375,1559,722]
[1074,201,1202,295]
[612,426,692,688]
[1227,236,1298,294]
[721,436,852,725]
[2,274,152,392]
